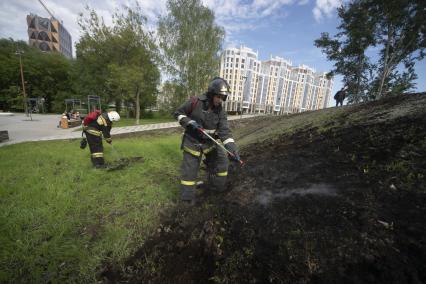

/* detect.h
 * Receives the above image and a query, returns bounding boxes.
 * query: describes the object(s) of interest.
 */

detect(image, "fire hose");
[197,128,244,166]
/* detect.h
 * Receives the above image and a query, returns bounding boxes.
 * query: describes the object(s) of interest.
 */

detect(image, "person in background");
[174,77,241,205]
[334,87,346,107]
[58,112,68,128]
[83,110,120,168]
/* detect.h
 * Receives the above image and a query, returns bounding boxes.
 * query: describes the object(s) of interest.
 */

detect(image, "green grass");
[113,116,175,127]
[113,112,175,127]
[72,114,175,131]
[233,108,343,148]
[0,134,182,282]
[74,116,176,131]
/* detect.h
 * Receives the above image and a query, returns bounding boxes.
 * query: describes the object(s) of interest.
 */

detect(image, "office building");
[27,14,72,59]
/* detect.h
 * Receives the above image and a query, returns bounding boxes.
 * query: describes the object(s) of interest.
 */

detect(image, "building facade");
[219,46,333,114]
[26,14,72,59]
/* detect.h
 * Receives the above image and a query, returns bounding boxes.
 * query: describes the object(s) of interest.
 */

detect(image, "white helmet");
[107,111,120,122]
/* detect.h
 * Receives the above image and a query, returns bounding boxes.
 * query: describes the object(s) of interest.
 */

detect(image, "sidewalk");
[0,113,259,147]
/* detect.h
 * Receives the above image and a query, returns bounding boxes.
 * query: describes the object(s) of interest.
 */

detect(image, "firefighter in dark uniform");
[83,110,120,168]
[174,77,241,204]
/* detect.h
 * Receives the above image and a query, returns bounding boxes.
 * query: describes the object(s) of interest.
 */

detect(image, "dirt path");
[101,93,426,283]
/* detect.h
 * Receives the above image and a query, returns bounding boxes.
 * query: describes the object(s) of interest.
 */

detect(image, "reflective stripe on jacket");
[84,112,112,140]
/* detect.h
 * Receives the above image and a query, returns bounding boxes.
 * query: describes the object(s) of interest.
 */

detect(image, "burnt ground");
[101,93,426,284]
[106,157,144,171]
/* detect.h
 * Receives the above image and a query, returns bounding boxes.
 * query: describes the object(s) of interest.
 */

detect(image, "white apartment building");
[219,46,333,114]
[220,46,261,113]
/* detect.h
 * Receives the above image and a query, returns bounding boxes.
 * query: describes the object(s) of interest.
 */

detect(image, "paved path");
[0,113,259,147]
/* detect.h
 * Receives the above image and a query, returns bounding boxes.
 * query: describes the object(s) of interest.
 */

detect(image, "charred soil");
[101,93,426,283]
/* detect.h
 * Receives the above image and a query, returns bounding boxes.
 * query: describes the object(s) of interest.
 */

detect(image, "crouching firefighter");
[174,77,241,205]
[81,110,120,168]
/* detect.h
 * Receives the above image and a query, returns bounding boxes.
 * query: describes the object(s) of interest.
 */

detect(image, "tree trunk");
[355,54,363,103]
[135,86,140,125]
[378,24,393,99]
[115,98,121,113]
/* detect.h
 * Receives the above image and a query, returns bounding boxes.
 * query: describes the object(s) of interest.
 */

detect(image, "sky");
[1,0,425,107]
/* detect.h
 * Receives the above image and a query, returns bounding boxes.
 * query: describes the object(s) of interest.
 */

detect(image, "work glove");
[80,138,87,149]
[224,142,240,162]
[186,120,206,141]
[186,120,202,132]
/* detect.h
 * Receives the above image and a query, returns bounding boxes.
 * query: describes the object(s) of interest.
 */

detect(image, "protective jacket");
[83,112,112,167]
[174,94,235,150]
[84,113,112,142]
[174,94,236,202]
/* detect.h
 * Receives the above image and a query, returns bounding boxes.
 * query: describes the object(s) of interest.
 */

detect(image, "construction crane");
[38,0,56,20]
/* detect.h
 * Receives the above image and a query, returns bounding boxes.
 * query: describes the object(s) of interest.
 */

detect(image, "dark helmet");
[207,77,230,101]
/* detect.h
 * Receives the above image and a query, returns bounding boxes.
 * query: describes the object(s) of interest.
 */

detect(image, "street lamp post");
[16,50,28,117]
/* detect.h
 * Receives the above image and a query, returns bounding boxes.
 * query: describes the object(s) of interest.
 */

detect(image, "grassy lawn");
[72,114,175,131]
[113,113,175,127]
[0,133,182,282]
[113,117,175,127]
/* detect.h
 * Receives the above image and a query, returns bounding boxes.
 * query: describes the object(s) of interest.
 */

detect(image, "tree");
[315,0,426,102]
[108,6,160,124]
[158,0,224,102]
[157,80,187,115]
[75,5,160,124]
[27,50,73,112]
[74,8,114,103]
[0,39,27,111]
[0,38,72,112]
[366,0,425,98]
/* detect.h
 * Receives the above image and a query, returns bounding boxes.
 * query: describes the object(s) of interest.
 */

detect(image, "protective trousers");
[180,141,229,202]
[86,130,105,167]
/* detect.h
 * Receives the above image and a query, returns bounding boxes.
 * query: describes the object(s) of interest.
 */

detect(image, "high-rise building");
[26,14,72,59]
[220,46,261,113]
[219,46,333,114]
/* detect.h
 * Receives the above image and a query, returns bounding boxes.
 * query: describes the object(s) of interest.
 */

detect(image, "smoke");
[256,183,337,206]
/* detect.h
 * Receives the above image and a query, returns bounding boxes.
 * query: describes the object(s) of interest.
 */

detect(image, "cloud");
[312,0,342,22]
[0,0,169,57]
[0,0,312,57]
[203,0,296,21]
[200,0,295,47]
